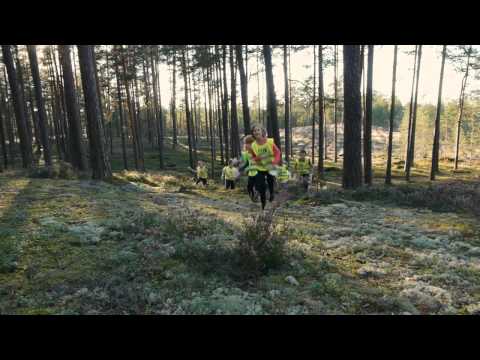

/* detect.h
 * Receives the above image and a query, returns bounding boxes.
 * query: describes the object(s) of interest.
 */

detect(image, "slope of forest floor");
[1,160,479,314]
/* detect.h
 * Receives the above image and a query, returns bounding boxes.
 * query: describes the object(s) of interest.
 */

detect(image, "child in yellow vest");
[193,160,208,187]
[250,124,281,209]
[276,161,290,191]
[221,159,238,190]
[293,150,312,191]
[239,135,259,202]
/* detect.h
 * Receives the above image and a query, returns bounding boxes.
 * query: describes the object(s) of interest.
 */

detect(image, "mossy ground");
[1,138,479,315]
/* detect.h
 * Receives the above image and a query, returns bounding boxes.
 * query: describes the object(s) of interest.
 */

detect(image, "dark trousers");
[301,174,309,190]
[196,177,207,186]
[225,180,235,189]
[247,176,256,197]
[254,171,275,209]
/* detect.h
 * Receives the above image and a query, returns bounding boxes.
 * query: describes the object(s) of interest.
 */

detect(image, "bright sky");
[156,45,480,110]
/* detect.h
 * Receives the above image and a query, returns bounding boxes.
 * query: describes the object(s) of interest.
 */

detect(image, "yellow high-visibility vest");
[294,158,312,175]
[277,165,290,183]
[197,166,208,179]
[251,138,274,172]
[223,166,237,181]
[241,151,258,177]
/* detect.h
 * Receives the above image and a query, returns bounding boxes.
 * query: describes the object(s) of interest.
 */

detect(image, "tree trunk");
[206,64,216,178]
[333,45,338,163]
[77,45,112,180]
[114,55,128,170]
[312,45,316,163]
[0,74,15,166]
[171,50,178,149]
[155,47,165,169]
[47,50,67,160]
[289,46,294,158]
[143,58,154,148]
[256,47,262,124]
[2,45,33,168]
[132,57,145,170]
[235,45,251,135]
[364,45,374,185]
[404,46,418,168]
[58,45,87,171]
[221,45,230,163]
[317,45,325,179]
[13,46,33,146]
[186,49,198,163]
[262,45,281,150]
[283,45,290,163]
[181,47,195,169]
[120,46,142,171]
[0,101,8,168]
[454,47,471,171]
[405,45,423,181]
[27,45,52,166]
[229,45,240,158]
[430,45,447,180]
[385,45,398,185]
[150,46,164,169]
[342,45,363,189]
[214,54,225,165]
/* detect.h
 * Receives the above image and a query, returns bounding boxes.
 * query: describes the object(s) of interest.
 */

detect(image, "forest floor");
[1,127,480,314]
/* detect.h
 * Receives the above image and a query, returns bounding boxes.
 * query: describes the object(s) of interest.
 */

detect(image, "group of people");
[191,124,313,210]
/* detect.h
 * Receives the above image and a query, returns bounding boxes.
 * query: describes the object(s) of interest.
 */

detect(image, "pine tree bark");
[58,45,86,171]
[235,45,251,135]
[13,46,33,146]
[220,45,230,162]
[181,47,195,168]
[186,49,198,163]
[0,103,7,168]
[171,49,178,149]
[150,46,164,169]
[317,45,325,179]
[142,57,154,148]
[114,52,128,170]
[214,55,225,165]
[385,45,398,185]
[2,45,33,168]
[405,45,423,181]
[404,46,418,168]
[262,45,281,150]
[27,45,52,166]
[229,45,241,158]
[364,45,374,185]
[120,46,141,170]
[312,45,316,163]
[0,74,15,165]
[283,45,290,162]
[77,45,112,180]
[430,45,447,180]
[342,45,363,189]
[454,47,471,171]
[333,45,338,163]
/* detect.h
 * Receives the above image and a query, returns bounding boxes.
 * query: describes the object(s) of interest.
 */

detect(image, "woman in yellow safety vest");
[250,124,281,210]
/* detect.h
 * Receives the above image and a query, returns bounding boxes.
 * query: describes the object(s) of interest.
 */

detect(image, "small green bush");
[237,211,290,278]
